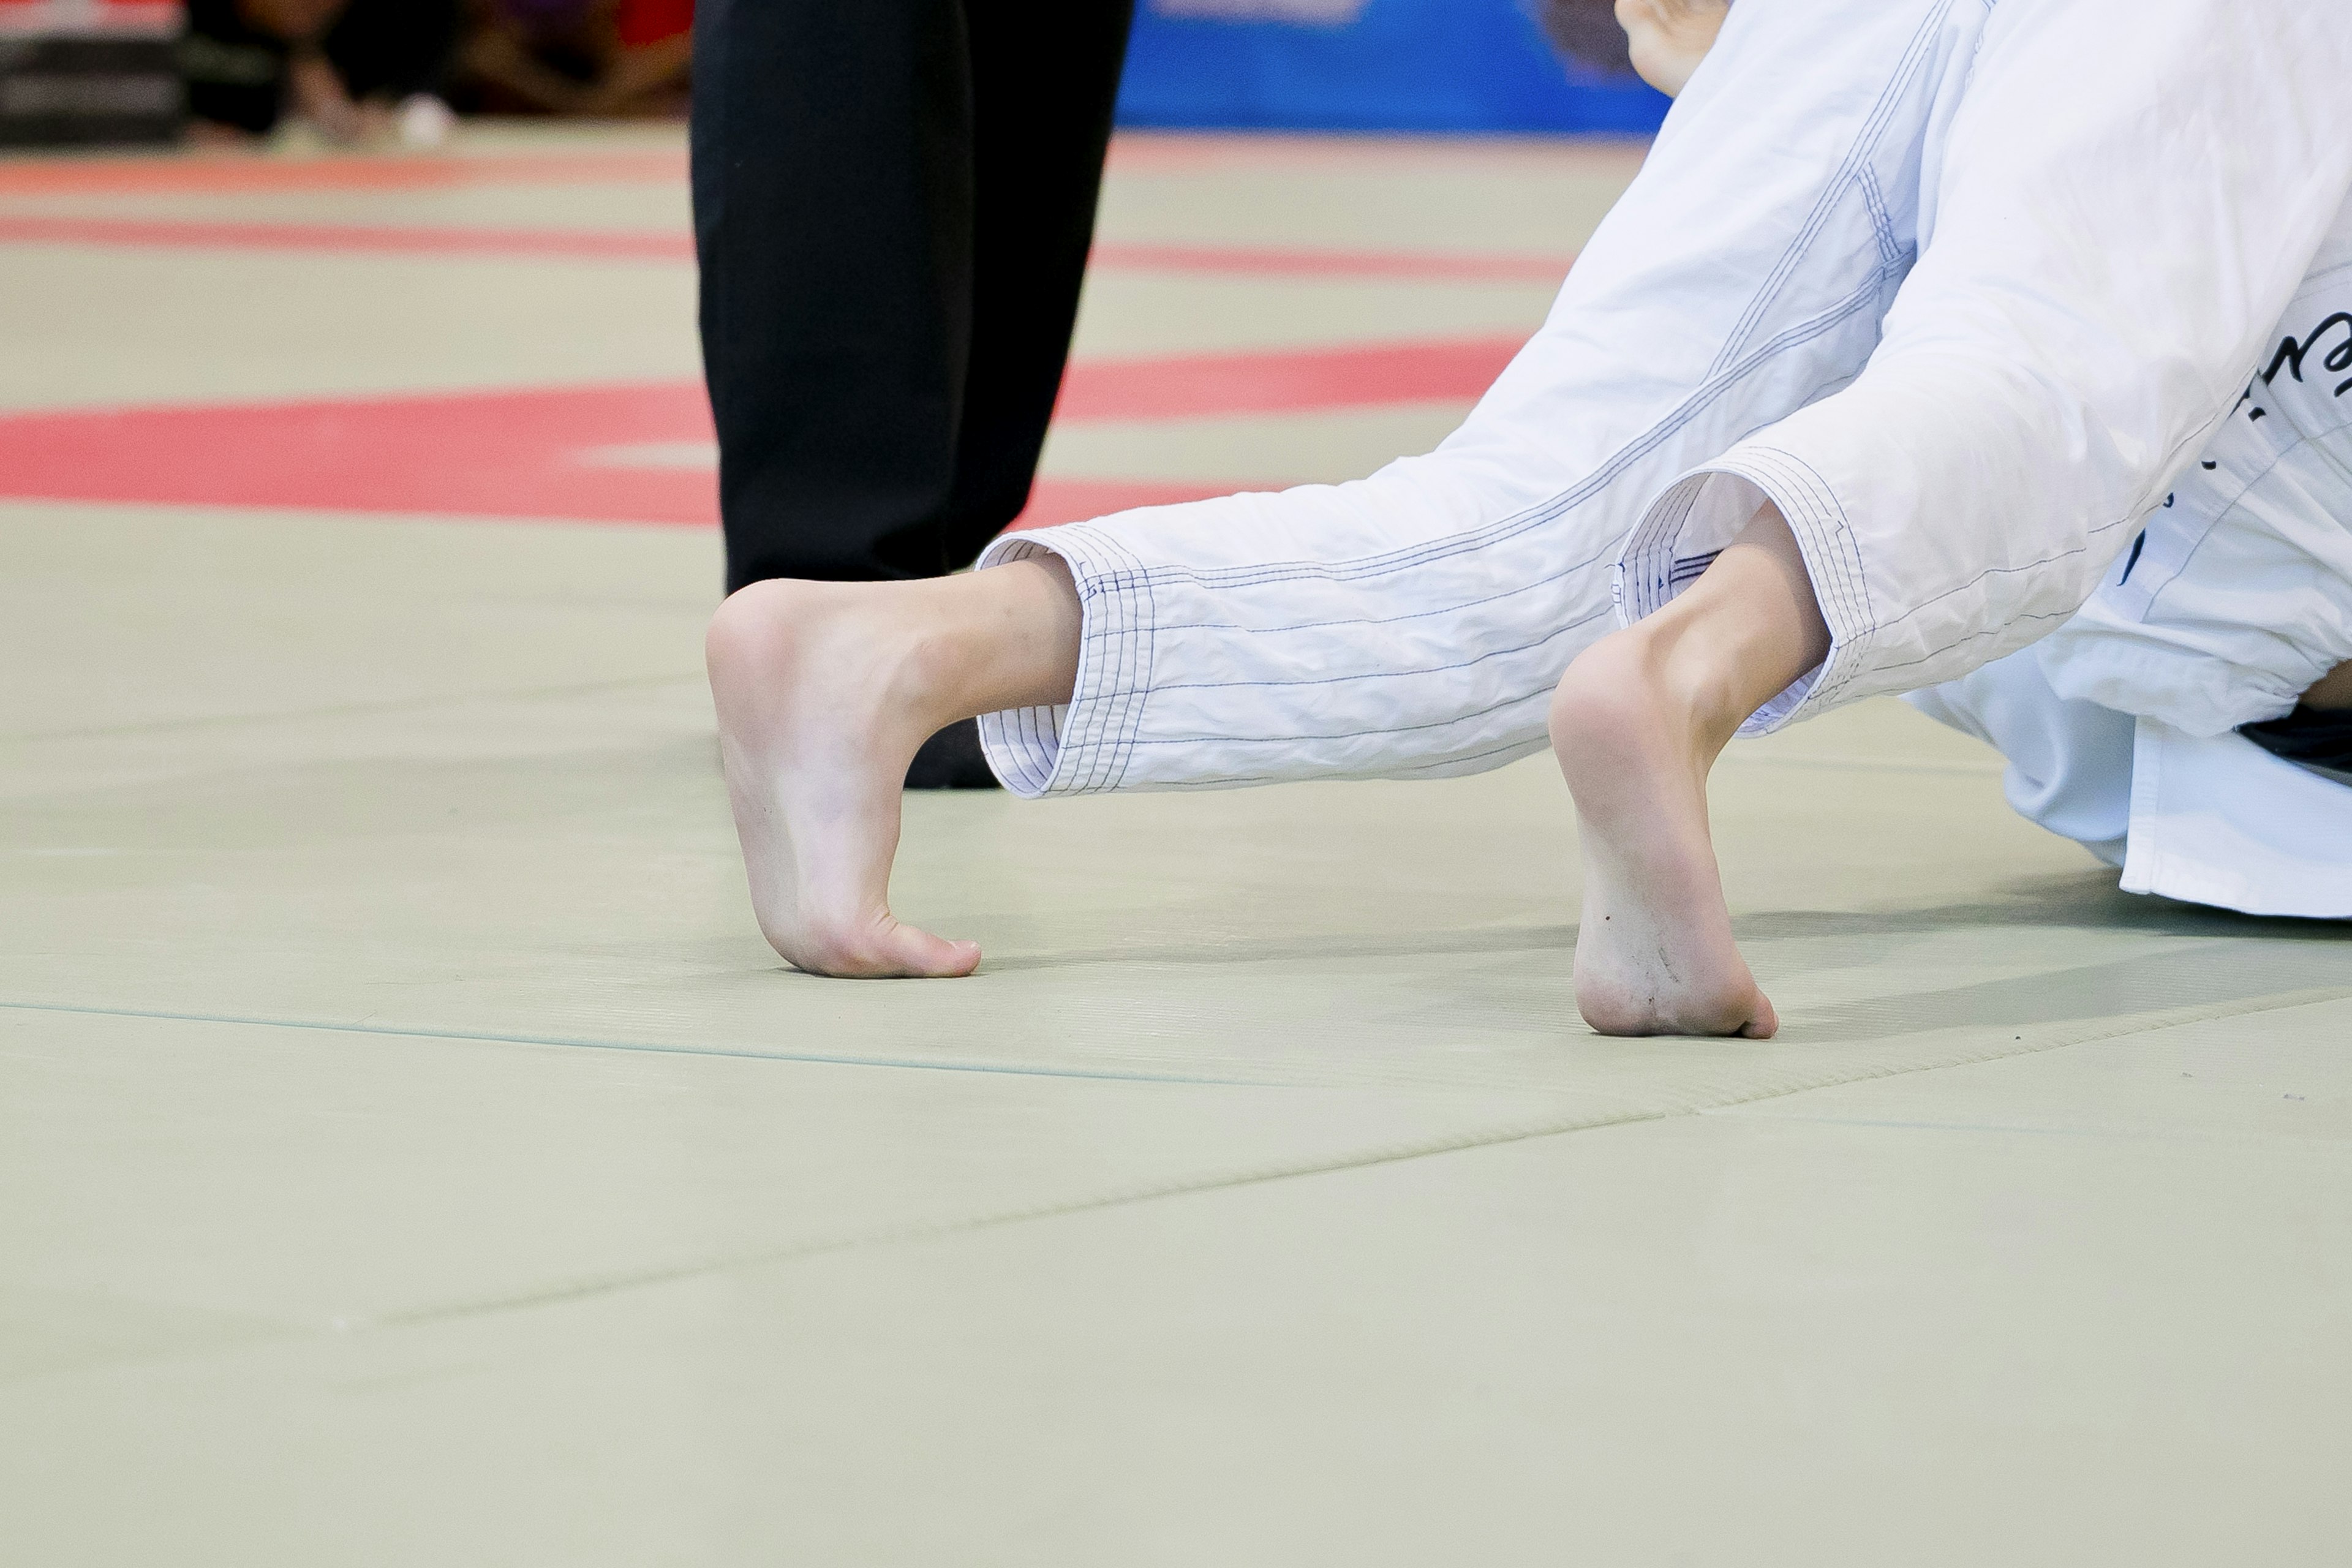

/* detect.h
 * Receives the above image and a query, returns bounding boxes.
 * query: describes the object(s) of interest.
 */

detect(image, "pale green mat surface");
[4,505,2347,1566]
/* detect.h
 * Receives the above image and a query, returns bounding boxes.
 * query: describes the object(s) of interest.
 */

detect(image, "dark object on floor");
[693,0,1137,590]
[0,33,183,147]
[905,717,1002,791]
[2240,706,2352,787]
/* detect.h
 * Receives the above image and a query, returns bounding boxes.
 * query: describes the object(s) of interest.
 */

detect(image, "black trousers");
[692,0,1136,592]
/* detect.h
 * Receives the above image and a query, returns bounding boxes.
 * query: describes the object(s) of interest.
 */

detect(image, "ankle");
[1594,617,1750,751]
[889,617,989,738]
[706,579,963,742]
[1653,630,1757,753]
[1550,624,1712,769]
[905,557,1084,720]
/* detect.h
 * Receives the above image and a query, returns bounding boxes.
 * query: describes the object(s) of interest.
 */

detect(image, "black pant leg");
[693,0,977,590]
[937,1,1137,569]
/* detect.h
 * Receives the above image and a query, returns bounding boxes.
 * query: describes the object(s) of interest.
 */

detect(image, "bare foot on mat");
[706,579,982,978]
[1551,632,1779,1038]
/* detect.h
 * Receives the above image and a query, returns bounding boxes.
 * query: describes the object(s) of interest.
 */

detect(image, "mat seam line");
[356,982,2352,1332]
[0,998,1268,1089]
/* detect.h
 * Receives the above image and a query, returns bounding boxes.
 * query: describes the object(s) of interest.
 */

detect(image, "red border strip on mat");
[0,382,1242,530]
[1057,334,1521,420]
[0,336,1516,526]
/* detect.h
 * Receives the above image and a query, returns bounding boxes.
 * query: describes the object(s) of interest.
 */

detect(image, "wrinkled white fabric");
[1905,206,2352,918]
[1905,654,2135,872]
[978,0,2352,802]
[1911,647,2352,919]
[2040,228,2352,736]
[2117,721,2352,919]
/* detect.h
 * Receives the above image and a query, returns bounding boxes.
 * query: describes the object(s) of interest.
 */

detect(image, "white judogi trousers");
[975,0,2352,905]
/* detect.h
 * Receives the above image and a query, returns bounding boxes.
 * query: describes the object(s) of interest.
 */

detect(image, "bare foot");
[704,558,1083,977]
[1551,631,1779,1038]
[705,579,981,978]
[1550,501,1828,1037]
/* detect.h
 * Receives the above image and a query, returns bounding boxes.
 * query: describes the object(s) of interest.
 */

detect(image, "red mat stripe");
[1057,335,1520,420]
[0,337,1515,526]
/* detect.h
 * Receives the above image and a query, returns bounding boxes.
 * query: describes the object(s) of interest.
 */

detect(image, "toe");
[1738,989,1780,1039]
[873,918,981,979]
[777,921,979,979]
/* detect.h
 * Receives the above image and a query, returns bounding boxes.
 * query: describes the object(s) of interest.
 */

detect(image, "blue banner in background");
[1114,0,1669,135]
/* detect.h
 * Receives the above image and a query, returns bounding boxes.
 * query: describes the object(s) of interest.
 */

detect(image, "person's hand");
[1614,0,1729,97]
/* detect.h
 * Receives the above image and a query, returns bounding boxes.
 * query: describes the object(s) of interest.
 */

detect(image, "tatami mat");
[1,127,2345,1565]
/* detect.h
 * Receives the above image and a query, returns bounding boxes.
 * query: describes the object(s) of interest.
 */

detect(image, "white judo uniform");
[974,0,2352,914]
[1915,208,2352,918]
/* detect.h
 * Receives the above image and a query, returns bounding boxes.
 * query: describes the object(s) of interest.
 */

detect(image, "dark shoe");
[905,716,1003,790]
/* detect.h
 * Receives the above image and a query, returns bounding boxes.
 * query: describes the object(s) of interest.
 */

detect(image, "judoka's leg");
[1551,503,1825,1038]
[1583,0,2352,1030]
[1904,652,2136,867]
[706,559,1081,978]
[709,0,1981,984]
[1618,0,2352,733]
[971,0,1996,802]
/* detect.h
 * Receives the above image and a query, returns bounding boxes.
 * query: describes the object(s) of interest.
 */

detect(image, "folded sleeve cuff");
[971,524,1160,798]
[1614,443,1880,736]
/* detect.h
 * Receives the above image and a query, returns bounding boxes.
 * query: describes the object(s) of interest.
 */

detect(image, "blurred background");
[0,0,1664,540]
[0,0,1667,148]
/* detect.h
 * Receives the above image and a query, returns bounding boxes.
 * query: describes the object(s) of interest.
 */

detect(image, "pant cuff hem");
[972,524,1157,797]
[1614,444,1876,736]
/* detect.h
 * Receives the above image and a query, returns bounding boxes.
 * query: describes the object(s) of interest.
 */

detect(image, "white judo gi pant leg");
[1910,649,2352,919]
[1905,655,2136,871]
[975,0,2352,799]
